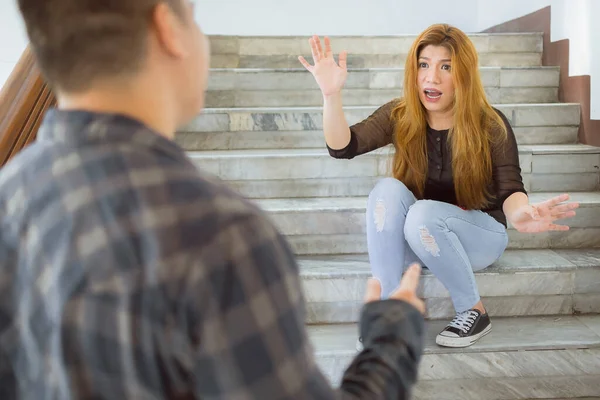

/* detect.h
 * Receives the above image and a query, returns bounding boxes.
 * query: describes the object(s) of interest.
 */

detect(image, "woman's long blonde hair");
[392,24,507,209]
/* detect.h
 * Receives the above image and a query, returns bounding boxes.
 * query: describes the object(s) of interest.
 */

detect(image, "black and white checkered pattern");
[0,109,424,399]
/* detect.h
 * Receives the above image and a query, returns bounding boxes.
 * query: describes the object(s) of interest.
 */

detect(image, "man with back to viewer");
[0,0,426,398]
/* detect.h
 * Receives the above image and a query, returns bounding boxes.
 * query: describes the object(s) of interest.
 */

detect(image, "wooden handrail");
[0,45,56,167]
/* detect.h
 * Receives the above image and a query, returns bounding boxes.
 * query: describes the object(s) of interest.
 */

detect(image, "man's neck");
[57,82,177,139]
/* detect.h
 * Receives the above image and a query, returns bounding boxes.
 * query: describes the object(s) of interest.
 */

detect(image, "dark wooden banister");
[0,45,56,167]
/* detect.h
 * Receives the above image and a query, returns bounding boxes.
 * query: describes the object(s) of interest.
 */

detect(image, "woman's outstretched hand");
[510,194,579,233]
[298,36,348,97]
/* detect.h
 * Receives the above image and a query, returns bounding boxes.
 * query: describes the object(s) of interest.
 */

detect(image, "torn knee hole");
[419,225,440,257]
[374,199,386,232]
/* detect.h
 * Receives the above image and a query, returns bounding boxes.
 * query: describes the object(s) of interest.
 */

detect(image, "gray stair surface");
[188,145,600,196]
[205,67,559,107]
[250,192,600,254]
[177,103,581,152]
[209,33,543,68]
[308,315,600,399]
[181,103,580,133]
[190,31,600,398]
[299,248,600,322]
[177,126,579,150]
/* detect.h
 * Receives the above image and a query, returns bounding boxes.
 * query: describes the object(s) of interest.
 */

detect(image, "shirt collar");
[37,109,188,162]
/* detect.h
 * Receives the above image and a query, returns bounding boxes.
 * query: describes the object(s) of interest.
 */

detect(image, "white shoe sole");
[435,323,492,348]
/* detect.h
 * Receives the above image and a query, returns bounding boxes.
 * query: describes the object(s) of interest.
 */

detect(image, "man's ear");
[150,3,187,58]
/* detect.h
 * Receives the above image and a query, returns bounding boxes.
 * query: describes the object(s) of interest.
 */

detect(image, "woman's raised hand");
[298,36,348,97]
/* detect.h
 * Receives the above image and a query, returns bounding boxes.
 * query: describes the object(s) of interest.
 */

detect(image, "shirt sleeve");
[189,208,424,399]
[492,109,528,208]
[327,100,398,159]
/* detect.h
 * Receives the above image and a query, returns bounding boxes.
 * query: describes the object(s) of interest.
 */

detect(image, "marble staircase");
[178,33,600,399]
[208,33,544,68]
[204,66,560,107]
[311,316,600,399]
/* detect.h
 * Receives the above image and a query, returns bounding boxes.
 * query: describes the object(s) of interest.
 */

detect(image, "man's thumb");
[397,263,422,293]
[364,278,382,303]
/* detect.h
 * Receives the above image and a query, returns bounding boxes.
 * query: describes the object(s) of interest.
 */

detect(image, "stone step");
[176,126,579,150]
[206,67,559,107]
[178,104,581,151]
[298,249,600,322]
[253,192,600,253]
[308,315,600,399]
[189,145,600,195]
[181,104,580,135]
[206,87,558,108]
[209,33,543,68]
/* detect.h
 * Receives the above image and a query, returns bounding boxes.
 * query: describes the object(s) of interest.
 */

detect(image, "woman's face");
[417,45,455,117]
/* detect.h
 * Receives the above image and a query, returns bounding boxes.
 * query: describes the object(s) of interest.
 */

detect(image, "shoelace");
[448,310,479,334]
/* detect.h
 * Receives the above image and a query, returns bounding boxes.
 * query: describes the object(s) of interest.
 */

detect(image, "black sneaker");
[435,309,492,348]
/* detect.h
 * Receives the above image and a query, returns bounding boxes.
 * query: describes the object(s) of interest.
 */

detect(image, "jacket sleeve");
[491,109,528,208]
[328,100,398,159]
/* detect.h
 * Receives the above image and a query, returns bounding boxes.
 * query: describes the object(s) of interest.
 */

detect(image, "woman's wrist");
[323,91,343,102]
[503,192,530,223]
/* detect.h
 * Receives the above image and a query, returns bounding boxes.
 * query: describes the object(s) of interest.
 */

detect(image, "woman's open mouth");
[424,89,443,99]
[423,89,443,103]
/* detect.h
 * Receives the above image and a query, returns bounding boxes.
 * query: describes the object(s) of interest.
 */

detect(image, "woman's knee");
[367,178,415,233]
[404,200,446,257]
[405,200,444,226]
[368,178,413,203]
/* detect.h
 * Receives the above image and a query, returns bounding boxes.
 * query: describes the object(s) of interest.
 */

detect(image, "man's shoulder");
[185,168,265,219]
[0,138,269,231]
[0,140,53,196]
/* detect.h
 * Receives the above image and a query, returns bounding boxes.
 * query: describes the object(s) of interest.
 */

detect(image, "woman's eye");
[442,64,451,71]
[419,62,428,68]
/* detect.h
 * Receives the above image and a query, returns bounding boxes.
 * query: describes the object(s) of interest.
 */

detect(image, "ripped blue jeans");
[367,177,508,313]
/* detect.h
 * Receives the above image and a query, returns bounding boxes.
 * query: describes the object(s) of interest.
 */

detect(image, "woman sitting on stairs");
[299,23,580,348]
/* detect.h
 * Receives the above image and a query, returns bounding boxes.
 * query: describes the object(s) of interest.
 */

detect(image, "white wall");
[477,0,599,119]
[550,0,590,75]
[477,0,552,32]
[0,1,29,89]
[588,1,600,118]
[196,0,479,36]
[479,0,592,77]
[550,0,599,118]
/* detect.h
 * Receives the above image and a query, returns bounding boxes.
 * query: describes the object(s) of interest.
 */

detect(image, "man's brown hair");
[18,0,186,93]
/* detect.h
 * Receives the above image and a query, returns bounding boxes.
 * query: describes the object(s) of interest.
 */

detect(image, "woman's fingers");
[338,50,348,70]
[308,35,346,69]
[309,37,321,63]
[550,202,579,215]
[552,210,577,221]
[298,56,313,72]
[541,193,570,208]
[547,223,570,231]
[313,35,324,58]
[324,36,333,58]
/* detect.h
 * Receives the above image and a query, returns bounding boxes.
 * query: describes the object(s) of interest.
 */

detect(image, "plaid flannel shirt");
[0,110,424,399]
